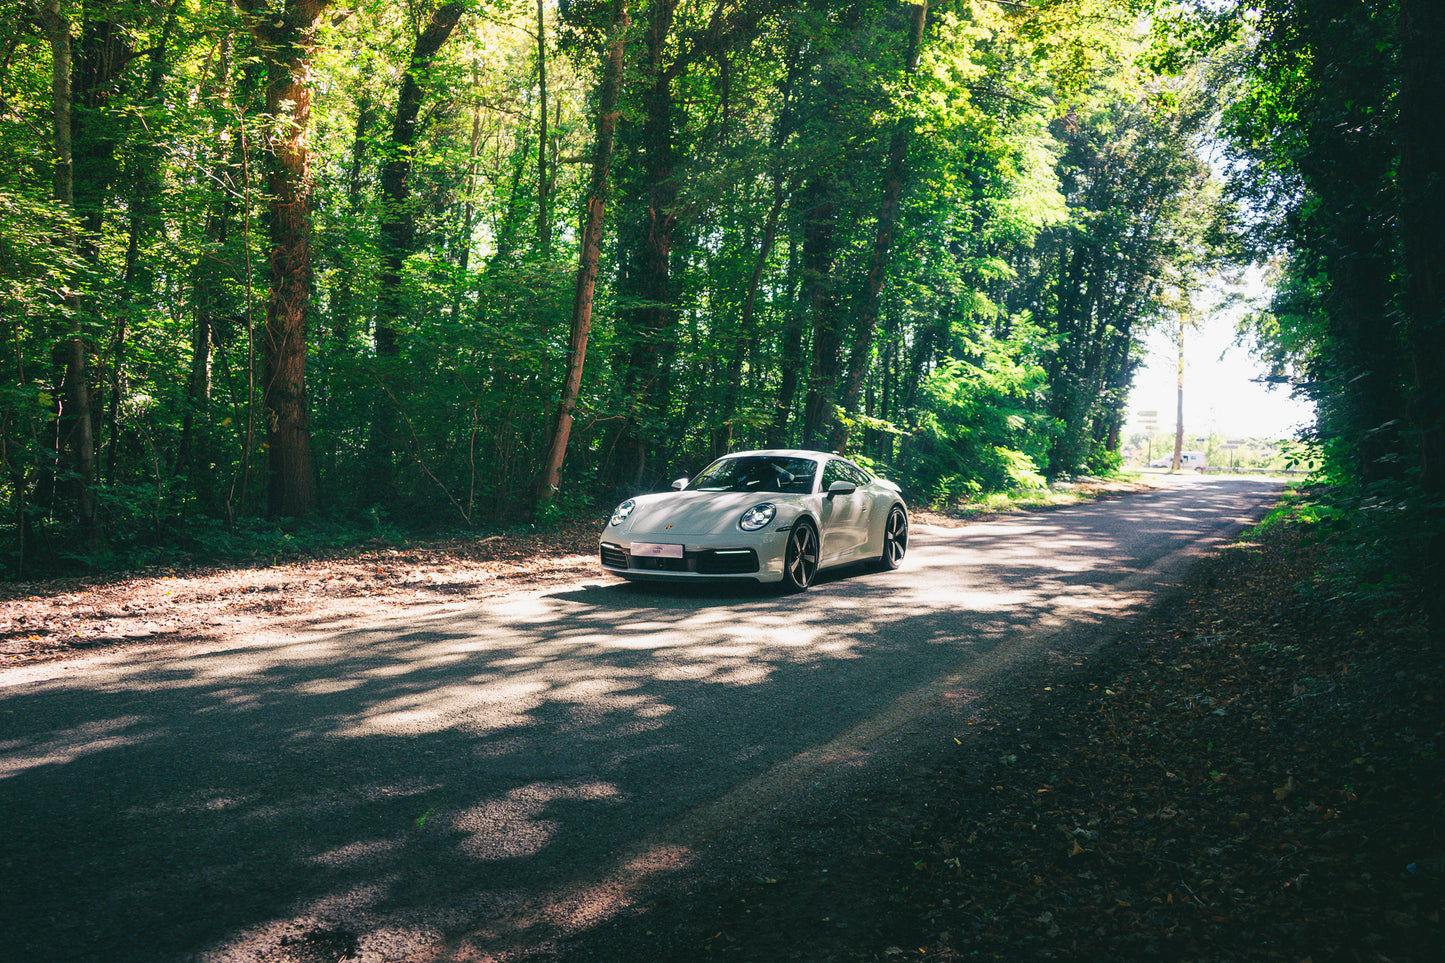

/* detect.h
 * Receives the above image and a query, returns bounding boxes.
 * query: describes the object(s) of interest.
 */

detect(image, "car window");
[822,459,871,489]
[820,459,849,491]
[688,456,818,493]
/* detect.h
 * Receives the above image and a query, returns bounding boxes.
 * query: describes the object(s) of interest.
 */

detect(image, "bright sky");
[1125,275,1316,441]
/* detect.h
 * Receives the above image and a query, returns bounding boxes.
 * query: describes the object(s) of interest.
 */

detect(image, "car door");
[817,458,868,562]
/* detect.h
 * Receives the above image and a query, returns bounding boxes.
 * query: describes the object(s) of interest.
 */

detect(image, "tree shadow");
[0,478,1283,962]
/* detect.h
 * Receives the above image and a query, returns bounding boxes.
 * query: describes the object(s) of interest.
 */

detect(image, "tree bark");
[534,0,630,510]
[40,0,97,549]
[238,0,333,518]
[536,0,552,257]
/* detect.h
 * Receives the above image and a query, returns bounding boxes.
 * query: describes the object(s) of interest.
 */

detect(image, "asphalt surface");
[0,475,1283,963]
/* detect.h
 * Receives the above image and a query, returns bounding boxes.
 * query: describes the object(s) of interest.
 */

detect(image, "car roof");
[717,449,836,461]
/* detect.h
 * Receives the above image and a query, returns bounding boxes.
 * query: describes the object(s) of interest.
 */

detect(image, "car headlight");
[739,503,776,531]
[610,499,636,526]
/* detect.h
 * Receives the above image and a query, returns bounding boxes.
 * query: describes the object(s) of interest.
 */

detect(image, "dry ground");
[0,518,606,667]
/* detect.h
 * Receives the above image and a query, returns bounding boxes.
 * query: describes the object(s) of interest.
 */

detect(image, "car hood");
[620,491,799,537]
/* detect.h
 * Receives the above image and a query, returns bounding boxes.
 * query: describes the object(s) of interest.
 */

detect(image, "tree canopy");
[2,0,1439,611]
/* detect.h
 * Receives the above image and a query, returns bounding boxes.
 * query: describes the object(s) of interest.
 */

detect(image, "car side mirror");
[826,480,857,498]
[671,477,688,490]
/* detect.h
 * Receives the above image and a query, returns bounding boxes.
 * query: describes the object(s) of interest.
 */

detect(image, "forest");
[1,0,1440,602]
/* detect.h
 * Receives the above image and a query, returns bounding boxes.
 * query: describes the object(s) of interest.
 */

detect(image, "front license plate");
[631,542,685,559]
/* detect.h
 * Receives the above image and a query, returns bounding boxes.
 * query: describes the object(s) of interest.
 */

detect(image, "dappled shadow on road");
[0,478,1280,962]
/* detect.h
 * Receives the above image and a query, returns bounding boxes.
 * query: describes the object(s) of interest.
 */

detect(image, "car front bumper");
[599,530,789,582]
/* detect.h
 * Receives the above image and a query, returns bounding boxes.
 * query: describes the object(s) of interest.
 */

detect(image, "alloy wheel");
[783,522,819,591]
[880,506,908,570]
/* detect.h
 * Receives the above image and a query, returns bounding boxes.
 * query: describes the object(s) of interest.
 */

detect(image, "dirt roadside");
[0,519,608,668]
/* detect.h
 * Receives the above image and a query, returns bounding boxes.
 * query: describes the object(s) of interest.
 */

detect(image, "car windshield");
[687,455,818,494]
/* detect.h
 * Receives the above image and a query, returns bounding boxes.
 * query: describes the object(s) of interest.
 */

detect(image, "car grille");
[632,555,690,572]
[600,544,759,576]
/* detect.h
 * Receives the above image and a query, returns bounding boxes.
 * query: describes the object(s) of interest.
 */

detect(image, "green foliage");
[1261,481,1439,631]
[1084,444,1122,476]
[906,326,1053,506]
[1217,0,1415,489]
[0,0,1324,577]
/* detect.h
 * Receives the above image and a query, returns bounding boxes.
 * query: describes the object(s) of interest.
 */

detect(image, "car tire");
[878,505,908,570]
[781,520,819,592]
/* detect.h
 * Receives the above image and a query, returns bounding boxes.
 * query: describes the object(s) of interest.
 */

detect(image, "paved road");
[0,476,1282,962]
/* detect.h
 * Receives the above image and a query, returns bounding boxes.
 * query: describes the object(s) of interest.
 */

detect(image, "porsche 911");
[599,449,908,590]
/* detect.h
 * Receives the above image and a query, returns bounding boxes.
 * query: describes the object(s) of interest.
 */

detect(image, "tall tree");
[831,1,928,453]
[606,0,780,483]
[369,1,467,507]
[236,0,333,518]
[1037,89,1221,477]
[536,0,553,257]
[39,0,97,548]
[607,0,682,488]
[535,0,630,510]
[714,38,802,457]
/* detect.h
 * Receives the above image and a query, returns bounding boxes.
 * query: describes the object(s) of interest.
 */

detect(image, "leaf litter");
[548,521,1442,962]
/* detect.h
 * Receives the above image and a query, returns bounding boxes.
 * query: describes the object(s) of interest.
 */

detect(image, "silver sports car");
[599,449,909,590]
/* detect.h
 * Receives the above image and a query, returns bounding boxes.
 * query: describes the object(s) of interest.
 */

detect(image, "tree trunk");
[534,0,630,510]
[40,0,97,550]
[831,2,927,453]
[536,0,552,257]
[799,176,840,448]
[238,0,334,518]
[370,1,466,507]
[609,0,682,488]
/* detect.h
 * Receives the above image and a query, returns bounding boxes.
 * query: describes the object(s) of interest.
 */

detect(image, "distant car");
[1150,450,1208,471]
[600,449,909,591]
